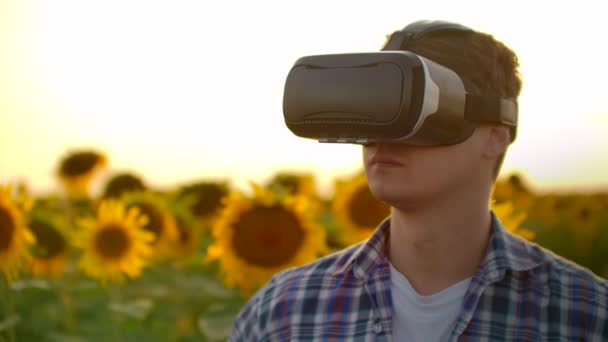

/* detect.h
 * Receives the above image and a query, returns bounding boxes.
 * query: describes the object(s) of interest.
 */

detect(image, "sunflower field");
[1,149,608,341]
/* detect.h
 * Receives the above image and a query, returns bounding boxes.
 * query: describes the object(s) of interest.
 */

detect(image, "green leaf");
[0,314,20,332]
[108,298,154,320]
[197,302,240,341]
[9,279,51,291]
[183,274,237,300]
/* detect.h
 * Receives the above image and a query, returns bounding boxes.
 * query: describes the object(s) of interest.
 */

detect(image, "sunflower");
[167,202,204,261]
[564,195,604,229]
[529,194,577,227]
[0,185,35,281]
[266,172,317,197]
[492,173,535,211]
[332,172,391,246]
[266,172,324,216]
[491,201,535,241]
[75,199,153,283]
[27,213,70,278]
[205,182,328,296]
[561,195,605,255]
[101,172,147,199]
[176,181,229,224]
[57,150,108,198]
[122,192,179,259]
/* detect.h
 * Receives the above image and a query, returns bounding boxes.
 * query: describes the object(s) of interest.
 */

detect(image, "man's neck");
[388,191,492,296]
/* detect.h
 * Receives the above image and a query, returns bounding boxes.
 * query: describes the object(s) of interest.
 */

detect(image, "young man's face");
[362,126,504,209]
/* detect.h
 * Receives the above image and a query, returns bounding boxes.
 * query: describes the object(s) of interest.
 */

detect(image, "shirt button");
[373,322,383,334]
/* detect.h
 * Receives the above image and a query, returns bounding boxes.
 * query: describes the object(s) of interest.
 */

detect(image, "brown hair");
[383,26,523,178]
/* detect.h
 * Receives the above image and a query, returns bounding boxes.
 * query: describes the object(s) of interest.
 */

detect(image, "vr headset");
[282,20,518,146]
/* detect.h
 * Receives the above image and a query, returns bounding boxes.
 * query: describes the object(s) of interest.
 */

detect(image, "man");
[230,20,608,341]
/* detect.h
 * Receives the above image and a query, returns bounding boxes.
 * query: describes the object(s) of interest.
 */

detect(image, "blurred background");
[1,0,607,341]
[2,0,607,196]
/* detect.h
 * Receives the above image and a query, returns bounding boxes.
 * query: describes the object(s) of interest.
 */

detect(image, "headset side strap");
[464,94,518,126]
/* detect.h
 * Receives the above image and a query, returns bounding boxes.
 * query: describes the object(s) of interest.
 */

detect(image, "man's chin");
[369,183,429,209]
[370,185,406,202]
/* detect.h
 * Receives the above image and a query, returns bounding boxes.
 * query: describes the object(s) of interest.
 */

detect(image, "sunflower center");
[348,185,391,228]
[129,202,164,244]
[553,198,570,212]
[29,220,66,259]
[179,184,227,218]
[176,217,192,245]
[0,207,16,252]
[60,152,103,176]
[102,173,146,199]
[232,205,305,267]
[579,207,591,222]
[179,227,191,244]
[94,224,131,259]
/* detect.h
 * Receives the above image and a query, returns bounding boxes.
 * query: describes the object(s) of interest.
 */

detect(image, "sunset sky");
[1,0,607,196]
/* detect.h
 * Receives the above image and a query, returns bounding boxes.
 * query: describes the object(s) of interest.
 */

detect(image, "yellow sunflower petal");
[0,184,35,281]
[492,201,534,241]
[332,172,390,246]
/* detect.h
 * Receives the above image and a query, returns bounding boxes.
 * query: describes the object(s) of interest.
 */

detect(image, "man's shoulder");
[525,239,608,302]
[229,243,366,340]
[263,242,363,294]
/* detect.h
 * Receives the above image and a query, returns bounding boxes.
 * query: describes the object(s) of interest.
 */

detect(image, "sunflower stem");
[61,197,76,232]
[0,276,16,342]
[55,273,76,334]
[59,290,76,334]
[105,284,124,342]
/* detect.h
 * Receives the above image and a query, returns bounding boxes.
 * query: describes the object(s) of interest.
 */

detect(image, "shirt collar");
[338,211,545,282]
[333,216,391,280]
[477,211,545,282]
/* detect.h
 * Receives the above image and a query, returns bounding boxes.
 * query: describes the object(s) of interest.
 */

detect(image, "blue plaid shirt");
[230,213,608,341]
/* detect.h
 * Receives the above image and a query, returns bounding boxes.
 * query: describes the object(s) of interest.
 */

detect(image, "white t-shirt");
[389,263,471,341]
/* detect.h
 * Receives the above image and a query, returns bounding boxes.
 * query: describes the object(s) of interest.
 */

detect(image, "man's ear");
[483,125,510,159]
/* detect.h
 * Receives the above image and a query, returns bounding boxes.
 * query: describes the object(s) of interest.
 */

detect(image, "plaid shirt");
[230,213,608,341]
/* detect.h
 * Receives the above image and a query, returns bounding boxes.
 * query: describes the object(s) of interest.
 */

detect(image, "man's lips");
[369,155,404,166]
